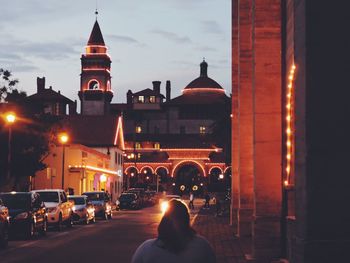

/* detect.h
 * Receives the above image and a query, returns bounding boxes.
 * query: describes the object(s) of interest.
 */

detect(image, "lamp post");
[5,112,16,180]
[59,133,69,190]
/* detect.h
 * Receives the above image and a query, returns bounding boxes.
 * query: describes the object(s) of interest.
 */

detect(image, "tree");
[0,69,59,191]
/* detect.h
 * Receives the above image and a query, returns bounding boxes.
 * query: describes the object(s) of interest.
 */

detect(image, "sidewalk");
[190,199,250,263]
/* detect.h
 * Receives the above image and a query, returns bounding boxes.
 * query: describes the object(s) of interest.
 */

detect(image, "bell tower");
[79,17,113,115]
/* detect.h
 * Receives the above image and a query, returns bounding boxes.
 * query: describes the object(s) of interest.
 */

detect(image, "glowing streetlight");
[58,133,69,190]
[5,112,16,180]
[219,174,224,180]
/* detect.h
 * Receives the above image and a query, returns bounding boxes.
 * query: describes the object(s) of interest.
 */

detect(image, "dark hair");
[157,199,196,253]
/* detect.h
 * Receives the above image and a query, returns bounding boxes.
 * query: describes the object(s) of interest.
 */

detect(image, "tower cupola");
[79,16,113,116]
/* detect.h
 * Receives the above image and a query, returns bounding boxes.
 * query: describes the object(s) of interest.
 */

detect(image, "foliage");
[0,69,60,191]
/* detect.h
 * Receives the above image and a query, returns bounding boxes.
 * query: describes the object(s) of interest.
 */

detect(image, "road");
[0,205,170,263]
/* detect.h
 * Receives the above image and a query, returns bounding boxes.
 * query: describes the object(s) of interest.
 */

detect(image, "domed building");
[110,60,231,194]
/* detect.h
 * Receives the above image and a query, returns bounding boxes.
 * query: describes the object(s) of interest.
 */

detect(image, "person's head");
[158,199,195,252]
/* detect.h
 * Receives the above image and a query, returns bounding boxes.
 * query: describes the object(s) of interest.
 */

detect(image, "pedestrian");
[131,199,216,263]
[204,193,210,208]
[215,195,221,216]
[189,192,194,210]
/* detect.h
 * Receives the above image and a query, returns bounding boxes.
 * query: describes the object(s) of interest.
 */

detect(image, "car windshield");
[119,194,135,201]
[83,193,105,201]
[0,194,31,209]
[37,192,59,203]
[69,197,86,205]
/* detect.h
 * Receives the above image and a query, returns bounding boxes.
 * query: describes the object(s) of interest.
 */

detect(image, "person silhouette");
[189,192,194,210]
[131,199,216,263]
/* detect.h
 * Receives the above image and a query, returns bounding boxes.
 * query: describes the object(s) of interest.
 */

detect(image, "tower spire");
[95,0,98,20]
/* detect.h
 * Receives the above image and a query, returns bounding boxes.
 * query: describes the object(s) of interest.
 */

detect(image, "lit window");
[88,80,99,90]
[138,153,141,159]
[138,96,144,103]
[136,126,142,133]
[135,142,141,149]
[200,126,206,134]
[149,96,156,103]
[154,143,160,149]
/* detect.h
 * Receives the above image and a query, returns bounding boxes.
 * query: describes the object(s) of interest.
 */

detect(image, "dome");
[183,60,224,92]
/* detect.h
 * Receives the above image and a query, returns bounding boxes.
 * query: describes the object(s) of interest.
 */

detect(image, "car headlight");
[15,212,29,220]
[116,200,120,205]
[47,207,57,213]
[161,202,168,214]
[72,206,76,212]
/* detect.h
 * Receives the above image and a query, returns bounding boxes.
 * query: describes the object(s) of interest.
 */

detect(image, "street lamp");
[58,133,69,190]
[5,112,16,180]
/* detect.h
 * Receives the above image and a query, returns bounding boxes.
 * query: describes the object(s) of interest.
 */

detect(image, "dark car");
[68,195,95,224]
[82,191,112,220]
[0,198,9,248]
[0,192,47,239]
[118,193,142,210]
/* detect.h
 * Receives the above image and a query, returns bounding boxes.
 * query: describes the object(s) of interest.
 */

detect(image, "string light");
[285,64,296,187]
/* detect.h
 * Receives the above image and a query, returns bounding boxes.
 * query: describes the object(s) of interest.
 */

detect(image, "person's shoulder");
[131,238,157,263]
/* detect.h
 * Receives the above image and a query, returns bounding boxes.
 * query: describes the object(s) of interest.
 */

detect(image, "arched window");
[88,80,99,90]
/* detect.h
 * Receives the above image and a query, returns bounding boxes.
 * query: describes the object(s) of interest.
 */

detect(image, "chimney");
[166,80,171,102]
[69,100,77,115]
[152,81,161,95]
[37,77,45,93]
[127,90,133,104]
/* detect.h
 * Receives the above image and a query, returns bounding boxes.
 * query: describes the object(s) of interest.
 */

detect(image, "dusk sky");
[0,0,231,105]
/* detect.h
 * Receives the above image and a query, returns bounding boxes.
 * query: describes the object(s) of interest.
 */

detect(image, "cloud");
[196,46,217,52]
[107,34,147,47]
[151,30,191,44]
[201,20,223,35]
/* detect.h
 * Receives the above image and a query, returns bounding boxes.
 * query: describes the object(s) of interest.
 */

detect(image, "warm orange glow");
[160,148,221,152]
[285,64,296,187]
[209,166,224,175]
[100,174,107,182]
[114,116,125,149]
[68,165,118,175]
[182,88,226,94]
[59,133,69,144]
[5,112,16,123]
[171,160,206,177]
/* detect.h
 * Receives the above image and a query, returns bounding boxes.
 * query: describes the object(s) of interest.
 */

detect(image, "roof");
[62,115,124,148]
[132,88,165,98]
[184,60,223,91]
[26,88,73,103]
[168,92,229,106]
[87,21,105,46]
[184,76,223,90]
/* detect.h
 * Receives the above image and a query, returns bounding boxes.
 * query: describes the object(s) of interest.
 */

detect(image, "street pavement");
[0,198,248,263]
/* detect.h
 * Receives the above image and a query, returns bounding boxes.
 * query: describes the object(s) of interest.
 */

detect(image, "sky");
[0,0,231,105]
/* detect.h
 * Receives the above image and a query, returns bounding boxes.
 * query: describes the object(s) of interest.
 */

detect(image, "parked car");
[0,198,9,248]
[126,188,145,207]
[0,192,47,239]
[68,195,95,224]
[32,189,73,231]
[118,193,142,210]
[159,194,182,214]
[82,191,112,220]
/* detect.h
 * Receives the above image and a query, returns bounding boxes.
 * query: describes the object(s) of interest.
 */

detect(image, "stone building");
[231,0,350,262]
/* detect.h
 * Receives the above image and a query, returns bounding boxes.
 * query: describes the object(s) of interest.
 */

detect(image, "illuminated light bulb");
[287,141,291,147]
[284,180,289,186]
[286,115,291,121]
[292,64,296,70]
[286,154,291,160]
[289,75,293,80]
[286,104,291,109]
[287,93,291,98]
[286,166,290,173]
[288,84,292,89]
[286,128,291,135]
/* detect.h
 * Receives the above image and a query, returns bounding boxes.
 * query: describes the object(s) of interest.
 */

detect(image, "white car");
[32,189,73,231]
[159,195,181,214]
